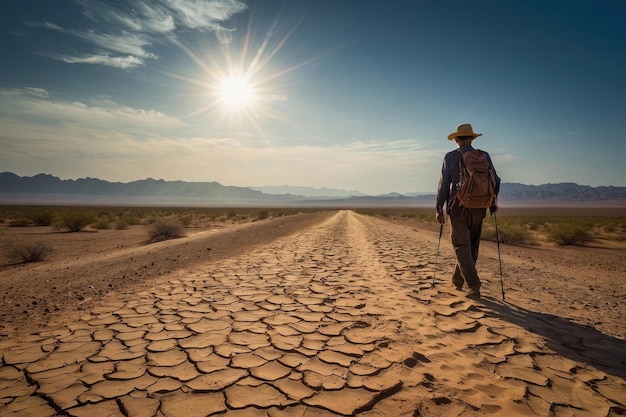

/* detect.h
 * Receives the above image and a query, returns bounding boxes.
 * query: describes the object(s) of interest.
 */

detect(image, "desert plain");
[0,206,624,417]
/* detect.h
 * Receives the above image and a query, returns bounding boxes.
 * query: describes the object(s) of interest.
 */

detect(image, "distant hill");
[497,182,626,202]
[0,172,301,206]
[250,185,366,198]
[1,172,624,206]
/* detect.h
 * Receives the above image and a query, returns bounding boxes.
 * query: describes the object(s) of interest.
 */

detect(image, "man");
[436,123,500,299]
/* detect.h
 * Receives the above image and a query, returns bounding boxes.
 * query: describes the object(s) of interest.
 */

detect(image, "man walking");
[436,123,500,299]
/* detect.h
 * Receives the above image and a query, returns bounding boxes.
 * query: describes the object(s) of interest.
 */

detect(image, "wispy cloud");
[0,87,186,135]
[32,0,248,69]
[22,87,49,98]
[73,30,157,59]
[161,0,247,30]
[82,2,176,34]
[53,53,145,69]
[25,21,63,31]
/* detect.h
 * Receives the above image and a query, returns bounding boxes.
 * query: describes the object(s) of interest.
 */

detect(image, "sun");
[218,75,255,109]
[167,16,323,132]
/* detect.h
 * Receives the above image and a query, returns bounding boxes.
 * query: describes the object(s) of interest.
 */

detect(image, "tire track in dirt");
[0,210,624,416]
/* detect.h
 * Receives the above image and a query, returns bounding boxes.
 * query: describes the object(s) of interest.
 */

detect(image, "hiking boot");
[466,286,481,299]
[452,278,464,291]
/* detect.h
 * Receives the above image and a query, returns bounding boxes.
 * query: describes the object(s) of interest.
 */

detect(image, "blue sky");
[1,0,624,195]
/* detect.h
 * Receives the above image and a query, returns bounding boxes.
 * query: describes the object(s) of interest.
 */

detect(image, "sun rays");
[161,16,320,141]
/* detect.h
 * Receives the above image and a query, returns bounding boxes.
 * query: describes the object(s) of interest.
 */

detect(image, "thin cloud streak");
[53,53,145,68]
[0,88,186,133]
[73,30,157,59]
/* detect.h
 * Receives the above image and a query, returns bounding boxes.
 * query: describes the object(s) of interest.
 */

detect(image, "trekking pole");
[432,223,443,286]
[494,212,505,300]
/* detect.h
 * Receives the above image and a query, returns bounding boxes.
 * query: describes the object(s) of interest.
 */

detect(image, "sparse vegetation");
[355,207,625,247]
[1,205,624,249]
[121,211,141,226]
[482,223,532,245]
[354,208,432,222]
[179,215,193,227]
[56,209,96,232]
[9,218,32,227]
[546,223,593,246]
[114,221,129,230]
[8,241,53,263]
[92,218,111,229]
[148,218,186,242]
[30,208,55,226]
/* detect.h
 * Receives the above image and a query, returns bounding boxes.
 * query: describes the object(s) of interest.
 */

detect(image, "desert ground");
[0,208,624,416]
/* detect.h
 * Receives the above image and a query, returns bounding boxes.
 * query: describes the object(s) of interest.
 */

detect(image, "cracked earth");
[1,210,625,416]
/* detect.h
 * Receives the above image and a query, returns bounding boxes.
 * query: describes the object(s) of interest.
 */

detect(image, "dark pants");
[449,204,486,290]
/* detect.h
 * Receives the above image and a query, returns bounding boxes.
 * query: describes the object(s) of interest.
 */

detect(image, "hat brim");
[448,133,482,141]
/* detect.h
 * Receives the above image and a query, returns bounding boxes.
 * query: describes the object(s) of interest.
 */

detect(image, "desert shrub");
[92,218,110,229]
[482,225,527,244]
[179,215,193,227]
[227,210,237,219]
[121,211,141,226]
[148,218,185,242]
[56,209,96,232]
[527,221,540,231]
[114,221,128,230]
[8,241,52,263]
[499,224,532,244]
[257,210,269,220]
[9,218,32,227]
[546,223,593,246]
[355,208,434,223]
[601,218,620,233]
[30,209,55,226]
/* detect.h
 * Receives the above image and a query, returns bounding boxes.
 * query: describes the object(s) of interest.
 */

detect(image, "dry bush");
[546,223,593,246]
[92,218,110,229]
[56,209,96,232]
[121,211,141,225]
[114,221,128,230]
[8,241,53,263]
[148,218,186,242]
[29,208,55,226]
[9,218,31,227]
[482,223,533,245]
[179,215,193,227]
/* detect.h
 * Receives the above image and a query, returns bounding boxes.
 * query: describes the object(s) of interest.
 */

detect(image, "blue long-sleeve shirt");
[436,144,501,212]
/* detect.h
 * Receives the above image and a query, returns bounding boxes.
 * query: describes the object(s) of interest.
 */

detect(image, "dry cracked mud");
[1,210,625,416]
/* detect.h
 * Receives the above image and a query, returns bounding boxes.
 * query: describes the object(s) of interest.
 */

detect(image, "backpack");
[455,149,497,209]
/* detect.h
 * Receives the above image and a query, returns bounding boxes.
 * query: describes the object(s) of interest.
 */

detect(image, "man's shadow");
[479,297,626,380]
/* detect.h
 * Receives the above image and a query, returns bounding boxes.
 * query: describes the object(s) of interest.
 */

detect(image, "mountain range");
[1,172,625,207]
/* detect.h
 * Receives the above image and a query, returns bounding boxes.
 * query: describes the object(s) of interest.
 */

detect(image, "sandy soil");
[0,210,624,416]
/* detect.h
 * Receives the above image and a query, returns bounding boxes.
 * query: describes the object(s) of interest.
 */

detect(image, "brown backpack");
[455,149,497,209]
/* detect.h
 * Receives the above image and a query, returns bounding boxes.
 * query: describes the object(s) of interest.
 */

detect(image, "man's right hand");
[436,208,445,224]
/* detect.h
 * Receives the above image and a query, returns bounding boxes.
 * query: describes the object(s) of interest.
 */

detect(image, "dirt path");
[1,211,624,416]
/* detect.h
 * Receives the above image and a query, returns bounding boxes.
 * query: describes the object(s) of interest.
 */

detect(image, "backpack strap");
[451,149,465,209]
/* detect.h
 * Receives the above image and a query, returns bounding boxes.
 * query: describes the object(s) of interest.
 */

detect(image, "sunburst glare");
[217,75,256,109]
[163,16,321,139]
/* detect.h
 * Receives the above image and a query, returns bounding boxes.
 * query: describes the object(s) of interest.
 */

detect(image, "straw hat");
[448,123,482,140]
